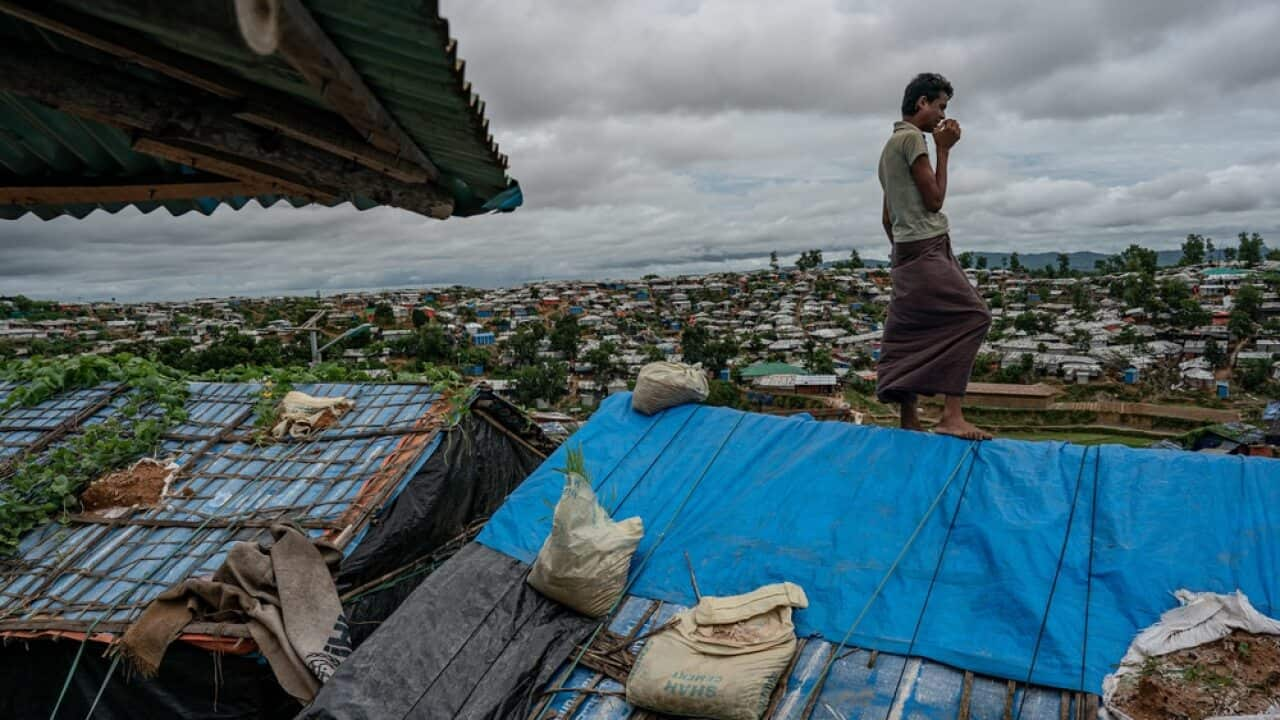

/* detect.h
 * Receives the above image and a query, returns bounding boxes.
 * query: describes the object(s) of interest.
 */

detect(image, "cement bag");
[1102,590,1280,720]
[626,582,808,720]
[631,362,709,415]
[527,456,643,618]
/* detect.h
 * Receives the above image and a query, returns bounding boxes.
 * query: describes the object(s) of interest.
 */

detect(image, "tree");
[1268,248,1280,262]
[512,362,568,406]
[1238,359,1272,393]
[1008,252,1023,273]
[1057,253,1071,277]
[1070,283,1095,319]
[1119,244,1158,276]
[411,308,428,328]
[1229,310,1256,342]
[701,338,739,374]
[1204,339,1225,368]
[1180,234,1206,266]
[413,323,453,364]
[1206,237,1216,264]
[769,251,779,273]
[1159,280,1210,329]
[705,380,744,409]
[1223,247,1237,263]
[582,341,621,383]
[373,303,396,328]
[680,324,710,365]
[1014,312,1040,334]
[976,255,988,270]
[958,251,973,269]
[549,314,581,360]
[848,248,864,269]
[508,322,545,367]
[795,249,824,272]
[1238,231,1265,267]
[1235,283,1263,321]
[810,348,836,375]
[995,353,1035,384]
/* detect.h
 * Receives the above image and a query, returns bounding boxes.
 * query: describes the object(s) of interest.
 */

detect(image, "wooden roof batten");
[0,45,454,217]
[233,0,440,179]
[0,0,436,185]
[0,0,456,217]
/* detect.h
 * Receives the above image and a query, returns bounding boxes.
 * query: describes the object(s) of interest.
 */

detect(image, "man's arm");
[882,194,893,244]
[910,119,959,212]
[910,149,948,212]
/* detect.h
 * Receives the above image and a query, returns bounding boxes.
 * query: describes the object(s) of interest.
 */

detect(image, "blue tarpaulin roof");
[479,392,1280,695]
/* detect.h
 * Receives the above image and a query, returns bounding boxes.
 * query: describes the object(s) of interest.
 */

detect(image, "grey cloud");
[3,0,1280,300]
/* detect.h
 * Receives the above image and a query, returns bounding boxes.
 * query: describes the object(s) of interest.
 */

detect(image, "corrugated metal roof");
[538,595,1092,720]
[0,0,518,219]
[0,381,448,634]
[0,380,121,461]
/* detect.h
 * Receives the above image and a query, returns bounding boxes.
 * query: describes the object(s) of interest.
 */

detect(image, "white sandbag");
[631,362,709,415]
[626,582,808,720]
[527,456,643,618]
[271,391,354,441]
[1103,590,1280,720]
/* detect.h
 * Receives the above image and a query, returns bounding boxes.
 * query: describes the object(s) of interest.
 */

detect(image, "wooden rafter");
[0,178,282,206]
[0,0,437,184]
[0,47,455,218]
[240,0,437,174]
[131,139,335,201]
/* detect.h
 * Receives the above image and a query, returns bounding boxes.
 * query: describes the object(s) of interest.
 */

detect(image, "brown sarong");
[876,234,990,404]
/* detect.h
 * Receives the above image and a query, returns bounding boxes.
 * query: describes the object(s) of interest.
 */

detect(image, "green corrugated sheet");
[740,361,808,378]
[0,0,519,220]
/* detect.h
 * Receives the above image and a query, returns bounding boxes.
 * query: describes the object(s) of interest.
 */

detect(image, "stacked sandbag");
[527,449,644,617]
[627,582,808,720]
[631,361,709,415]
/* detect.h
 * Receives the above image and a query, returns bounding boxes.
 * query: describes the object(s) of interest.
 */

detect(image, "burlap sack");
[631,362,709,415]
[626,582,808,720]
[527,469,644,618]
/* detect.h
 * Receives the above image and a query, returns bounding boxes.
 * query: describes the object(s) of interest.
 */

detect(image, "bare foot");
[933,418,993,441]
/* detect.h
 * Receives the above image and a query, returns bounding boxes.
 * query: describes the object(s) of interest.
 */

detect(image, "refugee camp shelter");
[0,0,520,220]
[0,380,552,719]
[304,392,1280,719]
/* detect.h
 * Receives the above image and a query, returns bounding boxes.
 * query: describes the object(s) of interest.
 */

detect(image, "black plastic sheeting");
[340,416,544,646]
[300,543,593,720]
[0,637,299,720]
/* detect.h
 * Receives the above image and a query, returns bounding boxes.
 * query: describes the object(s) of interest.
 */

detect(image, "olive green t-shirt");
[878,120,950,243]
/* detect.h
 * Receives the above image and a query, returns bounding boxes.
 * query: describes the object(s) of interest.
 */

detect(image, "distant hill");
[967,250,1183,271]
[848,249,1184,272]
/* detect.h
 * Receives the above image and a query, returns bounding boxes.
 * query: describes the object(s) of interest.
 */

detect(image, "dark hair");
[901,73,953,116]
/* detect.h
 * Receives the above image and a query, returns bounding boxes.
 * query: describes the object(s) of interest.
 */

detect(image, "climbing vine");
[0,355,189,553]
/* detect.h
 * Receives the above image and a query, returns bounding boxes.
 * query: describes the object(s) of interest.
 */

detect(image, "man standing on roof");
[876,73,992,440]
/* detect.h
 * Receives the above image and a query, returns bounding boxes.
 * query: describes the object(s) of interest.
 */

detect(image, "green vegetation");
[0,353,479,552]
[0,355,189,552]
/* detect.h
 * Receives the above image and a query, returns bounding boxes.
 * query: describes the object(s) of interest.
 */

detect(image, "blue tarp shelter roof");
[480,392,1280,695]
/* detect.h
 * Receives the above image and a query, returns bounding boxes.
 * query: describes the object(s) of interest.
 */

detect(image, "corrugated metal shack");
[0,0,520,220]
[0,380,552,719]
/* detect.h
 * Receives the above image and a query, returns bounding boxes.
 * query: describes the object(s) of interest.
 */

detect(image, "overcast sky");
[4,0,1280,301]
